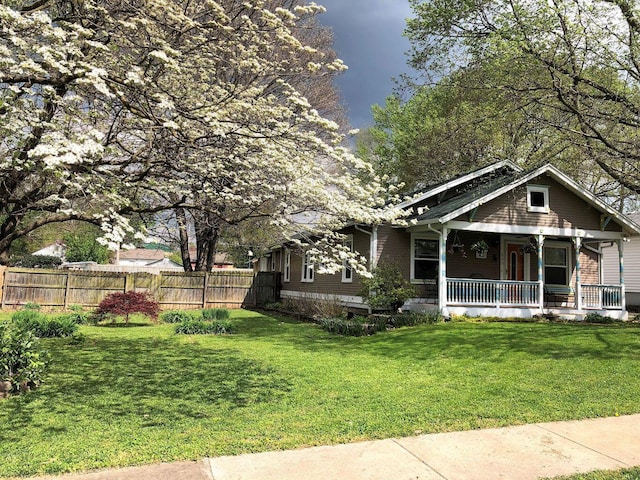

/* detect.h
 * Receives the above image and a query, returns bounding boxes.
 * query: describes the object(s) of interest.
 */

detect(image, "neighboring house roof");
[411,163,640,236]
[187,248,235,266]
[117,248,166,262]
[147,257,183,268]
[32,241,66,258]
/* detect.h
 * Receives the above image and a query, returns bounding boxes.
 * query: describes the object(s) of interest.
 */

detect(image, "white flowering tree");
[0,0,401,270]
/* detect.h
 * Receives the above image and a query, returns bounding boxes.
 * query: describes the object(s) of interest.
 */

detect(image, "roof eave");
[396,160,523,209]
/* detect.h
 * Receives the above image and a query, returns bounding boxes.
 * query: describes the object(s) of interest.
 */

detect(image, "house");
[113,248,183,271]
[115,248,167,266]
[602,213,640,307]
[32,241,66,259]
[187,248,236,270]
[262,161,640,320]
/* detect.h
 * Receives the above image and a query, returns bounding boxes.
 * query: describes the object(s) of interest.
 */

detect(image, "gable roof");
[397,160,522,209]
[411,163,640,235]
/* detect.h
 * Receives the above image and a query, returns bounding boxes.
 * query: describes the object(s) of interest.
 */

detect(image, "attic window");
[527,185,550,213]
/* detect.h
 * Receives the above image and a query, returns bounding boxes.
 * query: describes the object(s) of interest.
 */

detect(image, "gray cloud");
[318,0,415,128]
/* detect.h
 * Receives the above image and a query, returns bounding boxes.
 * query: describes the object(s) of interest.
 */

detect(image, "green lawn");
[547,466,640,479]
[2,311,640,477]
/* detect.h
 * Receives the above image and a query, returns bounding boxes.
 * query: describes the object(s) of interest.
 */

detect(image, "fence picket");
[0,268,269,310]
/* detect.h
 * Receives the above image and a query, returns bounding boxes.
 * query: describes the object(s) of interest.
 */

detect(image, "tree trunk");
[175,208,193,272]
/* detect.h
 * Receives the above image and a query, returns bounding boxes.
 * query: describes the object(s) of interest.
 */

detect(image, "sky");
[316,0,416,130]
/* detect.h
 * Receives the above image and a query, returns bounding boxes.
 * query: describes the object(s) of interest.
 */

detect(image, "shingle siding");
[467,177,622,233]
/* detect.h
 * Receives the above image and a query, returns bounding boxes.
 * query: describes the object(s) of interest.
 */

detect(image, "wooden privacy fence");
[0,267,281,310]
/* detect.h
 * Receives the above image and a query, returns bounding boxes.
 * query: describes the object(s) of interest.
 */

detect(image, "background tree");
[63,226,111,264]
[401,0,640,205]
[359,62,603,194]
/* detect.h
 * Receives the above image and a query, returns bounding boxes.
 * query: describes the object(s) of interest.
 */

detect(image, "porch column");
[439,226,448,315]
[574,237,582,310]
[618,238,626,312]
[537,234,545,310]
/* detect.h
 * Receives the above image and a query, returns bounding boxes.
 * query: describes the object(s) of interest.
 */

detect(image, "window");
[544,246,569,285]
[301,252,314,283]
[527,185,550,213]
[342,236,354,283]
[411,236,439,281]
[270,254,276,272]
[284,249,291,283]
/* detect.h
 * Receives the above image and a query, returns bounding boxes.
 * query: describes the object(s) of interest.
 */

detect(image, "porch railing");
[447,278,539,307]
[581,284,623,310]
[445,278,623,310]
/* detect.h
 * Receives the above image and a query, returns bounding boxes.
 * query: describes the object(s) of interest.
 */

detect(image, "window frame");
[543,243,571,286]
[410,234,439,283]
[341,235,354,283]
[527,185,550,213]
[283,248,291,283]
[301,252,314,283]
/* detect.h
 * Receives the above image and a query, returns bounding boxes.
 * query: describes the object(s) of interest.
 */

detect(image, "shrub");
[0,321,49,394]
[23,302,41,311]
[11,309,44,328]
[94,291,160,324]
[263,302,282,311]
[12,311,78,338]
[201,308,230,320]
[358,264,416,312]
[62,311,92,325]
[583,312,617,324]
[175,319,234,335]
[319,315,387,336]
[38,316,79,337]
[60,306,92,325]
[391,310,443,327]
[8,254,62,269]
[212,319,233,334]
[160,310,194,323]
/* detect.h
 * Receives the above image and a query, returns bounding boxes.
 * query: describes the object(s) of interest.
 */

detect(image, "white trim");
[421,220,627,240]
[410,233,439,282]
[543,241,573,286]
[283,248,291,283]
[372,225,379,269]
[341,235,354,283]
[527,185,550,213]
[301,252,314,283]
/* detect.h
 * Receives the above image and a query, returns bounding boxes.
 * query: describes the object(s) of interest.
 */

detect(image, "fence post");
[124,273,135,292]
[63,270,71,310]
[0,266,6,309]
[202,272,209,309]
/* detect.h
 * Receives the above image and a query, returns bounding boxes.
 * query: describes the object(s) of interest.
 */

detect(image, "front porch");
[405,277,626,320]
[404,223,630,320]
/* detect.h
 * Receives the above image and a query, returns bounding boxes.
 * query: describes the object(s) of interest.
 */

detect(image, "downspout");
[428,224,448,317]
[354,224,378,269]
[354,224,378,314]
[619,238,627,314]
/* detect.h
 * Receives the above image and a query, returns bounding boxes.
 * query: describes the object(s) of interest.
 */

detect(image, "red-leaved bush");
[94,292,160,323]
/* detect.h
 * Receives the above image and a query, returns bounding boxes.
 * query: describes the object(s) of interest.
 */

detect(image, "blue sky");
[317,1,416,130]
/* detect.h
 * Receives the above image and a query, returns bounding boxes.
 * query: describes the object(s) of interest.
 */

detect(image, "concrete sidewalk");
[38,414,640,480]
